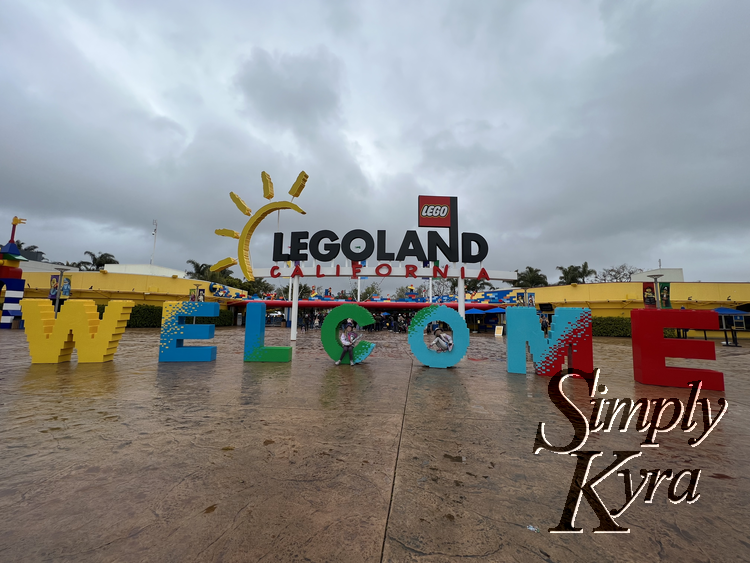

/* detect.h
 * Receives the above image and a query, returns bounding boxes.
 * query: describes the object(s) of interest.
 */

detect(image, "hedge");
[592,316,677,338]
[196,309,234,327]
[97,303,234,328]
[592,316,631,337]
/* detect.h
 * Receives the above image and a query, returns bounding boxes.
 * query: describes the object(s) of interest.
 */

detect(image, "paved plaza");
[0,327,748,562]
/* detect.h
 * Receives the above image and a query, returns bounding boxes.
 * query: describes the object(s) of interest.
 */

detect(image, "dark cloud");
[1,0,748,288]
[235,46,344,137]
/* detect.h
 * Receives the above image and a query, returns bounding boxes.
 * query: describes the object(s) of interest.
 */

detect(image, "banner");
[660,282,672,309]
[643,282,657,308]
[48,274,71,300]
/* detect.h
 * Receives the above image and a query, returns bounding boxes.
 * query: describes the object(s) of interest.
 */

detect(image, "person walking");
[541,315,549,337]
[335,323,359,366]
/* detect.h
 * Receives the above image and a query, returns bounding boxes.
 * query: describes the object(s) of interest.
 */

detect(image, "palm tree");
[515,267,549,288]
[185,259,235,283]
[14,240,45,259]
[556,265,583,285]
[579,262,597,283]
[185,260,209,280]
[84,251,119,270]
[66,260,94,271]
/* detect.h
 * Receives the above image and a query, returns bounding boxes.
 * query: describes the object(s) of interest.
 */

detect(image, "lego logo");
[420,204,449,218]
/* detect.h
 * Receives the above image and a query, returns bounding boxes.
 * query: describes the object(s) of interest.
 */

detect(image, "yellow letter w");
[21,299,134,363]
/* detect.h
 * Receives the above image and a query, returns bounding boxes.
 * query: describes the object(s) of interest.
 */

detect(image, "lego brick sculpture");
[21,299,134,363]
[507,307,593,376]
[159,301,219,362]
[631,309,723,391]
[211,171,309,281]
[244,302,292,362]
[320,304,375,364]
[0,277,24,329]
[0,239,27,329]
[407,305,470,368]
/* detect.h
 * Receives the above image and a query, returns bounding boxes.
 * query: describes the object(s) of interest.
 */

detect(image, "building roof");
[96,264,187,278]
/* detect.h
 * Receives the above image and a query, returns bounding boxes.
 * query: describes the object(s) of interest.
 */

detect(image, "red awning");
[225,299,503,311]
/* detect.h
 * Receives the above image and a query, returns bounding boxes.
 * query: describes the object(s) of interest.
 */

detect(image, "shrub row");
[97,303,234,328]
[591,316,677,338]
[195,309,234,327]
[591,316,631,337]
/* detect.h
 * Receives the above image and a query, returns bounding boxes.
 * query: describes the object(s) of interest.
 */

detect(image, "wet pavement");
[0,326,748,562]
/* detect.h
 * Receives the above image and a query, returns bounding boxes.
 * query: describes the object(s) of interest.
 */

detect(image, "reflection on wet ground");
[0,326,748,562]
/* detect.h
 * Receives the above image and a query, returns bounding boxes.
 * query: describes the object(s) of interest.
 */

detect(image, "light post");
[648,274,664,309]
[53,267,70,319]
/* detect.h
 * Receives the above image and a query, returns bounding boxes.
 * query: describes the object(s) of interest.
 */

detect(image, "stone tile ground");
[0,327,747,562]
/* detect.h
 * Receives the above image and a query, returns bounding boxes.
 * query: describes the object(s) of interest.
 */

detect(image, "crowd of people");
[295,311,428,333]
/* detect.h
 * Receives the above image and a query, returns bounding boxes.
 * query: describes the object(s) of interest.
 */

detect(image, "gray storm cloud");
[0,0,747,286]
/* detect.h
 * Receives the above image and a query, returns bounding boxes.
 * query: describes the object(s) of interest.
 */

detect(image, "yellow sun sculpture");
[211,171,309,281]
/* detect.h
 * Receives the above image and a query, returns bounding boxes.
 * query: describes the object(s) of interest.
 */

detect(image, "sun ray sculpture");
[211,171,309,281]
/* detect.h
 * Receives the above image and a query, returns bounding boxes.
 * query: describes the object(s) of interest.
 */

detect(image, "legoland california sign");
[208,172,515,283]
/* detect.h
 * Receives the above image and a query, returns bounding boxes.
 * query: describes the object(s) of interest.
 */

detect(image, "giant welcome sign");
[21,297,725,388]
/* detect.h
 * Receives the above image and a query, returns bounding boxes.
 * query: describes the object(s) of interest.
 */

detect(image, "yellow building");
[14,262,246,309]
[506,281,750,338]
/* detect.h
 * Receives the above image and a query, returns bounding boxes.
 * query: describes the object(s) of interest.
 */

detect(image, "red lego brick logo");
[418,195,452,228]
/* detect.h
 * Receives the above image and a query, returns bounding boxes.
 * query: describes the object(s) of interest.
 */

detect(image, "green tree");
[556,262,597,285]
[579,261,597,283]
[84,251,119,271]
[14,240,35,251]
[515,267,549,288]
[246,278,275,296]
[224,275,274,296]
[449,278,495,294]
[393,283,427,300]
[594,264,643,283]
[360,282,381,301]
[298,283,312,300]
[275,283,291,299]
[14,240,45,260]
[556,265,583,285]
[335,288,352,300]
[185,259,235,283]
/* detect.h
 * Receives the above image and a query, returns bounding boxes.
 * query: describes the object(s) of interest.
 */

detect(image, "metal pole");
[357,277,361,302]
[150,219,158,265]
[429,277,433,304]
[648,274,663,310]
[290,276,300,341]
[53,267,70,319]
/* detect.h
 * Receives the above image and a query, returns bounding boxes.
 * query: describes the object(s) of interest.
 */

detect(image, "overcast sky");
[1,0,748,291]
